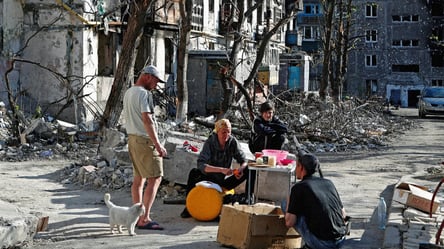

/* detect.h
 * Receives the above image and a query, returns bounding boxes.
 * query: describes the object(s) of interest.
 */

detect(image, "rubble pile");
[0,95,418,194]
[268,94,417,153]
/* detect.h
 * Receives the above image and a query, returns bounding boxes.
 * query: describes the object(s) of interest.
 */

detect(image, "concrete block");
[382,226,400,248]
[164,146,199,185]
[99,128,125,163]
[0,200,39,248]
[114,145,130,165]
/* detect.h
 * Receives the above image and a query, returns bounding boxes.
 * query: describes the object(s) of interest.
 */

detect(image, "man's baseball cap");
[142,65,166,83]
[297,150,320,175]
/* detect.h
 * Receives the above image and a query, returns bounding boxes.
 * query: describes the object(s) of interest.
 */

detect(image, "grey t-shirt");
[123,86,156,137]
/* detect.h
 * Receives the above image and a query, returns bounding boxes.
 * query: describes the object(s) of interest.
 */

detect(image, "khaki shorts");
[128,134,163,178]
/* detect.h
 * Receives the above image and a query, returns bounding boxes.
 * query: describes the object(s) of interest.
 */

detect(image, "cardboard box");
[393,182,440,214]
[217,203,301,249]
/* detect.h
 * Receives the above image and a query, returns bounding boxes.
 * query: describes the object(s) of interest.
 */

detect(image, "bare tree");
[319,0,335,100]
[219,1,299,122]
[100,0,153,129]
[333,0,353,102]
[322,0,355,102]
[175,0,192,125]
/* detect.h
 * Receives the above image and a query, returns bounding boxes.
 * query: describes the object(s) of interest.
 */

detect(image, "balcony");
[297,15,323,25]
[301,40,321,53]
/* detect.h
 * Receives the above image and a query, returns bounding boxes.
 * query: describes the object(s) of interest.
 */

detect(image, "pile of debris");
[245,94,418,154]
[0,95,418,194]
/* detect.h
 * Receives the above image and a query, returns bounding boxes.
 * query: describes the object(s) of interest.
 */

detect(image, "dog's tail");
[104,193,115,209]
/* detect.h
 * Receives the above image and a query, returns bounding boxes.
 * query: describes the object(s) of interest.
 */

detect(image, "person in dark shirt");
[180,119,255,218]
[249,101,288,154]
[284,151,347,249]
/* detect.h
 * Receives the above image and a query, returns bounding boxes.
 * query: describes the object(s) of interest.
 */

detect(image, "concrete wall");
[0,0,287,124]
[0,0,122,124]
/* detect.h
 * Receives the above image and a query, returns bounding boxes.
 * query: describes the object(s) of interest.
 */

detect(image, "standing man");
[284,151,347,249]
[123,65,168,230]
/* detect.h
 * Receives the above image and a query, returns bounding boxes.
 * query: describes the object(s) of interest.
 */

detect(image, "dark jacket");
[197,132,247,183]
[249,115,288,153]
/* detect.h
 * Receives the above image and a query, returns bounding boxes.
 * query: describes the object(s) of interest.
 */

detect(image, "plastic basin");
[261,149,289,162]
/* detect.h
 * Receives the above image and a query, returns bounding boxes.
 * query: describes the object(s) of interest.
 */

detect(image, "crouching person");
[181,119,255,218]
[284,151,348,249]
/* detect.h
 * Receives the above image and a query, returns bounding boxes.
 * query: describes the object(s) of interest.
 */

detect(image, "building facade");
[289,0,444,107]
[0,0,292,122]
[347,0,444,107]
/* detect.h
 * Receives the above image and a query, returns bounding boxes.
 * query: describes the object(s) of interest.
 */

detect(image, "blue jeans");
[295,216,345,249]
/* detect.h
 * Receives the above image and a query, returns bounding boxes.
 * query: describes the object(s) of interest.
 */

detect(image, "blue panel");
[285,32,297,46]
[390,89,401,106]
[301,41,320,53]
[288,66,301,89]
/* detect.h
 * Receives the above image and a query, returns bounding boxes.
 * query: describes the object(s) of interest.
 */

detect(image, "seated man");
[181,119,255,218]
[284,151,348,249]
[249,101,288,154]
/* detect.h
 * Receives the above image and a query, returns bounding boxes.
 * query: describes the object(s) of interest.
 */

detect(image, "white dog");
[104,193,145,236]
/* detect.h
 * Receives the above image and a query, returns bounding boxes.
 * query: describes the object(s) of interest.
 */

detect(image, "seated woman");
[181,119,255,218]
[249,101,288,154]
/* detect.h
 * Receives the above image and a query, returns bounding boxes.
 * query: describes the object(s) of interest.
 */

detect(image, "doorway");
[407,89,420,107]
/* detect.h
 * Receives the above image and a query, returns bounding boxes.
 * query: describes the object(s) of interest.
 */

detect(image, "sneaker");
[180,207,191,218]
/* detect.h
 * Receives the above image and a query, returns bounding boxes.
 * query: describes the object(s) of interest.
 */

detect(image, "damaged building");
[285,0,444,107]
[1,0,442,124]
[346,0,444,107]
[0,0,292,123]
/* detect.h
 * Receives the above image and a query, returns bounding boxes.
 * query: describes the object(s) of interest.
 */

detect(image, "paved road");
[1,108,442,249]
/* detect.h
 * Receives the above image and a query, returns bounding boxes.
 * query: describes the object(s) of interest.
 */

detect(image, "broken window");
[365,3,377,18]
[366,79,378,96]
[365,30,377,43]
[165,38,174,74]
[432,79,443,86]
[274,7,282,40]
[304,4,321,15]
[209,0,214,12]
[431,26,443,42]
[431,51,444,67]
[392,15,419,22]
[303,26,319,40]
[365,55,377,67]
[431,2,444,16]
[392,39,419,47]
[391,64,420,72]
[98,31,118,76]
[192,0,203,31]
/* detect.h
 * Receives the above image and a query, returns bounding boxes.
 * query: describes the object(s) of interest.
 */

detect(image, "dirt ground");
[0,108,443,249]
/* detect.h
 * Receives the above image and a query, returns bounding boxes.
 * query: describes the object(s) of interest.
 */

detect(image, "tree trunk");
[175,0,192,124]
[100,0,151,129]
[320,0,335,100]
[340,0,353,98]
[331,0,343,102]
